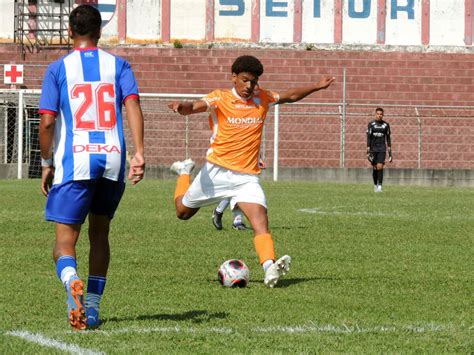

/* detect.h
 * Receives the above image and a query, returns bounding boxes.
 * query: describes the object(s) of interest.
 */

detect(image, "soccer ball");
[218,259,250,288]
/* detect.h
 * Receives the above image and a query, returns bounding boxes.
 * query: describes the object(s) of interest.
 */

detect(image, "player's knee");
[176,210,191,220]
[175,204,199,220]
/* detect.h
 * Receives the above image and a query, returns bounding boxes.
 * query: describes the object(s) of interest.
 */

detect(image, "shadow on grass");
[103,310,228,325]
[274,277,311,287]
[270,226,311,230]
[208,277,338,288]
[208,278,310,288]
[267,276,358,288]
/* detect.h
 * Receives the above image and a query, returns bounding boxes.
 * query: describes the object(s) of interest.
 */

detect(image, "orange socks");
[254,233,275,265]
[174,174,190,201]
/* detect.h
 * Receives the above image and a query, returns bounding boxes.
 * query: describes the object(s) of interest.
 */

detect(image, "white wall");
[343,0,378,44]
[215,0,252,40]
[260,0,294,43]
[386,0,422,45]
[0,0,15,41]
[430,0,465,46]
[302,0,335,44]
[170,0,206,40]
[0,0,470,48]
[127,0,161,41]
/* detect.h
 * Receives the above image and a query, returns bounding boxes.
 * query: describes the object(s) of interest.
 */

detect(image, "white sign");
[4,64,24,85]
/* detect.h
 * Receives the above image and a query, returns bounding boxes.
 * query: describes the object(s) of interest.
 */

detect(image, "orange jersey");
[204,88,279,174]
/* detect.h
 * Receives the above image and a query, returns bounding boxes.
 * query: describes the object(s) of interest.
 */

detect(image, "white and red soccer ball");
[218,259,250,288]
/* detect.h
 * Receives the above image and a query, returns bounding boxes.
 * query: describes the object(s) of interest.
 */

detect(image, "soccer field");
[0,179,472,353]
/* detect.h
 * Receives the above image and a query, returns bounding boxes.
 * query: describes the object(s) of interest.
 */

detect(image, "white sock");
[216,199,230,213]
[61,267,77,287]
[233,214,242,225]
[262,260,274,272]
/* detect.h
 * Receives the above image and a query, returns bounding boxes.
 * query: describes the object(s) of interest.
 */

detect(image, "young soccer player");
[367,107,393,192]
[39,5,145,329]
[169,55,334,288]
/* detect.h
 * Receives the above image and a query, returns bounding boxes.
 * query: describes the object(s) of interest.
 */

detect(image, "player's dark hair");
[231,55,264,77]
[69,5,102,39]
[376,107,384,113]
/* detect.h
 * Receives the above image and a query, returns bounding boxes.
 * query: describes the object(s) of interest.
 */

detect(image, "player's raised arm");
[168,100,208,115]
[125,98,145,185]
[276,76,335,105]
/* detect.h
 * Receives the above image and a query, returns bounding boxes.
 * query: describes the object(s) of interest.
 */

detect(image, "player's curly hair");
[231,55,264,77]
[69,5,102,39]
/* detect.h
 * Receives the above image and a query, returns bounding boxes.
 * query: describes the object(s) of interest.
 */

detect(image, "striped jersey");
[203,87,279,174]
[39,48,139,185]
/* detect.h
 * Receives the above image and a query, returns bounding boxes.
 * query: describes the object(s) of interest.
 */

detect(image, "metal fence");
[0,90,41,179]
[1,89,473,180]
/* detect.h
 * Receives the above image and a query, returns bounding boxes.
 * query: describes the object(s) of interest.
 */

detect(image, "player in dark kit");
[367,107,392,192]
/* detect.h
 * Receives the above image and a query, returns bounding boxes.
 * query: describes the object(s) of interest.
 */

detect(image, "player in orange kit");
[168,55,334,288]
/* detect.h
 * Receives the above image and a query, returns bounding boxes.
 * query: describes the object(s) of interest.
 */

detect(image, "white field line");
[298,208,396,217]
[253,322,453,334]
[64,326,234,336]
[6,330,104,355]
[59,322,457,336]
[298,208,474,220]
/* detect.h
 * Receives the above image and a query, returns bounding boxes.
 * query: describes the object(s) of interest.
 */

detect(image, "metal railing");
[1,89,473,180]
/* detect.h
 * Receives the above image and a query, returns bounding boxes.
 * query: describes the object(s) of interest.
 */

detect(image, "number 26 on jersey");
[71,83,117,131]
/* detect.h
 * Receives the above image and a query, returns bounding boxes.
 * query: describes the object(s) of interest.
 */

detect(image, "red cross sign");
[4,65,24,85]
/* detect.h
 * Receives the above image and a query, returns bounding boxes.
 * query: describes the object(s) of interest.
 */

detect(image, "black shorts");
[371,151,386,165]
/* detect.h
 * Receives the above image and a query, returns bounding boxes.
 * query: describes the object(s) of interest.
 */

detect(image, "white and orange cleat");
[264,255,291,288]
[170,158,195,175]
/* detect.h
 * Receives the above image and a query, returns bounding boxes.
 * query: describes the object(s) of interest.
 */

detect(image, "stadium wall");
[0,45,472,105]
[0,0,472,183]
[1,0,473,47]
[1,45,472,174]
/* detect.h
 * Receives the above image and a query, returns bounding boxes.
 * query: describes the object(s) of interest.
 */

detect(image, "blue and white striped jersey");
[39,48,139,185]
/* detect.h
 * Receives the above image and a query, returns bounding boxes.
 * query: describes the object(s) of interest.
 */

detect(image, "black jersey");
[367,119,391,152]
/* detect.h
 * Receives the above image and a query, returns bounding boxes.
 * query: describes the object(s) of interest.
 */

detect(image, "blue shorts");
[45,178,126,224]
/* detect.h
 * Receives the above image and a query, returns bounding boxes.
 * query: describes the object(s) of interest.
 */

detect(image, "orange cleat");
[66,277,86,330]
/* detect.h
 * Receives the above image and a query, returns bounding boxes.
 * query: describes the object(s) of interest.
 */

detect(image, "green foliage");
[173,40,183,48]
[0,180,472,353]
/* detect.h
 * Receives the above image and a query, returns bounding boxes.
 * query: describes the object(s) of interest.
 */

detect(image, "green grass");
[0,179,472,353]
